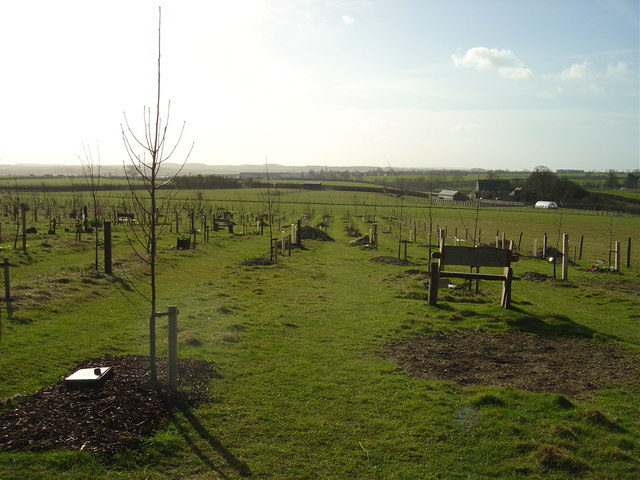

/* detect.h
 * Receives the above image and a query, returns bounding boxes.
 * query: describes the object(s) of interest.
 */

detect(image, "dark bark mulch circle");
[521,271,554,282]
[384,331,640,399]
[299,226,334,241]
[0,355,214,454]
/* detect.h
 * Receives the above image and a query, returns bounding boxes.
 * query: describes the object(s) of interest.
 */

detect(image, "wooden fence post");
[577,234,584,260]
[614,241,620,272]
[627,237,631,269]
[542,233,547,258]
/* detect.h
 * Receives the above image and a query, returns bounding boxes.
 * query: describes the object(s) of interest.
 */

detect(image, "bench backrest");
[434,245,512,268]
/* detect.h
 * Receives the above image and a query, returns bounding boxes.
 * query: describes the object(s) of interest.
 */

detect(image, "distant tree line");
[170,174,258,189]
[523,166,640,213]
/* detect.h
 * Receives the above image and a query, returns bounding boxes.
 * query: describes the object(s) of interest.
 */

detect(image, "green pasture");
[9,187,636,268]
[0,187,638,479]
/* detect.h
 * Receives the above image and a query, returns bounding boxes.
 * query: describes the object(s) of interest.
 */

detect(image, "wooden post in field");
[542,233,547,258]
[518,232,522,250]
[614,241,621,272]
[167,305,178,392]
[104,221,112,274]
[2,258,12,318]
[501,232,506,249]
[627,237,631,268]
[579,235,584,260]
[20,203,29,253]
[561,234,569,281]
[428,262,439,306]
[372,223,378,248]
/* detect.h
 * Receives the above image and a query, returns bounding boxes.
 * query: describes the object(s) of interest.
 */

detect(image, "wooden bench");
[116,212,135,224]
[428,243,515,308]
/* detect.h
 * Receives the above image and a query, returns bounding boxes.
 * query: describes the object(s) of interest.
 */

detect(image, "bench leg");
[501,267,513,309]
[428,261,440,306]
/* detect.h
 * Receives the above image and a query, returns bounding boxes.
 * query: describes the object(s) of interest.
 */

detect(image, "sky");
[0,0,638,172]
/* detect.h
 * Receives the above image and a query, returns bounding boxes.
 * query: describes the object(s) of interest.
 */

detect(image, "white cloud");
[342,15,355,25]
[451,47,532,79]
[605,61,629,78]
[559,62,596,80]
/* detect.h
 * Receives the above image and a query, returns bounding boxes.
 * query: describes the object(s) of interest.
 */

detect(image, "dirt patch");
[370,256,414,266]
[0,355,214,454]
[521,271,554,282]
[384,331,640,398]
[299,225,334,241]
[240,256,274,266]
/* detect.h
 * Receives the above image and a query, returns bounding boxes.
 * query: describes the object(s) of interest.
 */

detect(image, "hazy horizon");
[1,1,638,172]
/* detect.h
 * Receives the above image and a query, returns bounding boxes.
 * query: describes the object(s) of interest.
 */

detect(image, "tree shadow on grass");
[169,408,251,478]
[505,307,624,342]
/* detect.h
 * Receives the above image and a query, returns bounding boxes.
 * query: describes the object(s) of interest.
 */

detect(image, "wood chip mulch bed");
[384,331,640,399]
[0,355,214,455]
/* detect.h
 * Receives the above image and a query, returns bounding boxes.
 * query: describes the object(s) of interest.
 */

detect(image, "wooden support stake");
[579,235,584,260]
[614,241,620,272]
[561,233,569,281]
[501,267,513,309]
[428,262,439,306]
[2,258,12,318]
[627,237,631,269]
[167,305,178,391]
[104,221,112,274]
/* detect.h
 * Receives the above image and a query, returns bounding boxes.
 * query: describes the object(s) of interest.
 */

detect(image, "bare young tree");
[79,143,102,271]
[261,158,278,263]
[121,7,193,382]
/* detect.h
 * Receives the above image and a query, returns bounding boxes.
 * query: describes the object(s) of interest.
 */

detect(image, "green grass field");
[0,187,638,479]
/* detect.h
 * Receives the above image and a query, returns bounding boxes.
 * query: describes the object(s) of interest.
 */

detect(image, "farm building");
[534,200,558,209]
[471,179,512,199]
[437,190,466,201]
